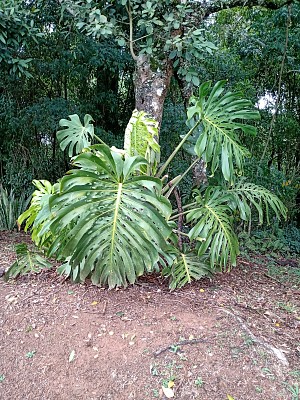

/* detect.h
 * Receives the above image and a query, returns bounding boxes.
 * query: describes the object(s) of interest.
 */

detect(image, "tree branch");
[125,1,138,61]
[202,0,294,17]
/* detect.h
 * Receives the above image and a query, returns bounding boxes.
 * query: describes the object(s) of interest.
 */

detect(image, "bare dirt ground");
[0,231,299,400]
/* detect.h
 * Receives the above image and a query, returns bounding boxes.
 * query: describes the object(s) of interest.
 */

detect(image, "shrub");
[6,81,287,288]
[0,185,30,231]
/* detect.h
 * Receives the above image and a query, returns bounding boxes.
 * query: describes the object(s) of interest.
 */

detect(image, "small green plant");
[242,334,255,347]
[4,243,51,281]
[161,378,170,388]
[26,350,36,359]
[25,325,33,333]
[115,311,125,317]
[255,386,263,393]
[261,367,275,381]
[0,374,5,382]
[278,302,298,313]
[195,376,204,387]
[150,365,159,376]
[284,383,299,400]
[169,345,180,354]
[178,353,188,361]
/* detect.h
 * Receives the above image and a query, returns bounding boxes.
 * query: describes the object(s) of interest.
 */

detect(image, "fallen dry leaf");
[162,386,174,398]
[69,350,75,363]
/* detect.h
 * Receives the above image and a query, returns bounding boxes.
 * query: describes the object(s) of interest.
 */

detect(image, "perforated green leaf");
[187,187,239,270]
[187,81,260,182]
[40,145,172,288]
[168,252,213,290]
[57,114,95,156]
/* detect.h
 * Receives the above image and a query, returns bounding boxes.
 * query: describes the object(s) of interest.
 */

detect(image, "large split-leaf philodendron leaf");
[57,114,95,156]
[227,179,287,223]
[18,180,58,247]
[41,145,172,288]
[187,187,239,270]
[167,252,213,290]
[187,81,260,182]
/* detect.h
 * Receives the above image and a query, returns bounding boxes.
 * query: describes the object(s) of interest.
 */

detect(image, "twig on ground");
[221,308,289,367]
[153,337,209,357]
[164,298,192,309]
[263,273,288,287]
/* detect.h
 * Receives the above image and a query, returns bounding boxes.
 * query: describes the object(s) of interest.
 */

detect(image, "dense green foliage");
[0,1,134,196]
[5,82,287,288]
[0,185,30,231]
[1,1,299,286]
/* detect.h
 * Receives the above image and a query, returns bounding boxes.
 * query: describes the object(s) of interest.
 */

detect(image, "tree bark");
[134,55,173,134]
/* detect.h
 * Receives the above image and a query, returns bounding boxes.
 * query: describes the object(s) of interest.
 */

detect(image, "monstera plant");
[6,81,287,289]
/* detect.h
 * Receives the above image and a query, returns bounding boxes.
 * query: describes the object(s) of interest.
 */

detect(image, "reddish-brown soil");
[0,232,299,400]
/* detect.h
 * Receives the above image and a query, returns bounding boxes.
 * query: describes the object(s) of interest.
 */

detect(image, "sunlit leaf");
[124,109,160,174]
[57,114,95,156]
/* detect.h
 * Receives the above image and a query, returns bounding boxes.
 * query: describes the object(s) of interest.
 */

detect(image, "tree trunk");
[134,55,173,136]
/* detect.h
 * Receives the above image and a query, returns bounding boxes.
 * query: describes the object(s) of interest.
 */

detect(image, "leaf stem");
[156,120,201,178]
[170,209,193,221]
[93,133,106,145]
[172,201,197,214]
[172,229,190,238]
[174,158,200,188]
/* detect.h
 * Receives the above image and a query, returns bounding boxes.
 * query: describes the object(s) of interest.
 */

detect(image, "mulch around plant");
[0,231,299,400]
